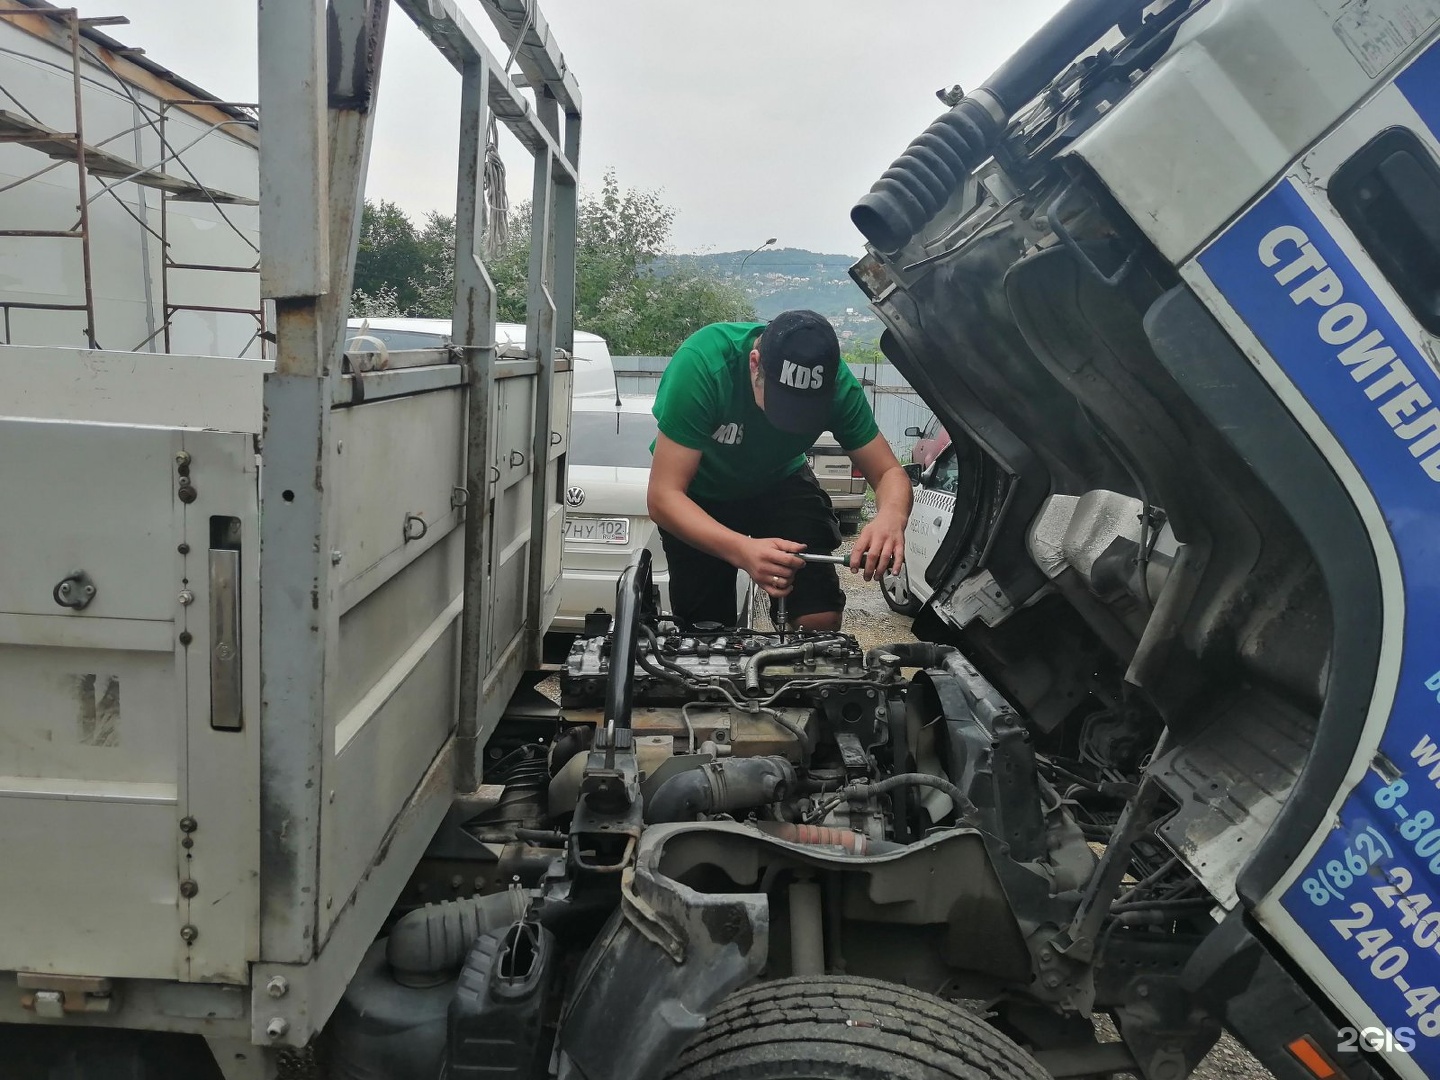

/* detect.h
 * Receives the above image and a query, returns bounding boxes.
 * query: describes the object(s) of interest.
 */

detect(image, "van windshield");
[570,410,659,469]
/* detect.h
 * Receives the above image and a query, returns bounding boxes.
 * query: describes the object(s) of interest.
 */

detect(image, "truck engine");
[554,610,1081,861]
[323,552,1222,1080]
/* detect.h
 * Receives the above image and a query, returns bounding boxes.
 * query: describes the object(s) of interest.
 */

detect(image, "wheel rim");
[882,569,909,607]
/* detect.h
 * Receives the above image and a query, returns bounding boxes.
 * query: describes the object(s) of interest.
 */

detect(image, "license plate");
[564,516,630,544]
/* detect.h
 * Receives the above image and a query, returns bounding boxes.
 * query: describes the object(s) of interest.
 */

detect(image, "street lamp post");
[738,237,777,275]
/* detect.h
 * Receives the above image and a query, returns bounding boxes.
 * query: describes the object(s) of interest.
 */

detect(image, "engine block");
[560,628,871,708]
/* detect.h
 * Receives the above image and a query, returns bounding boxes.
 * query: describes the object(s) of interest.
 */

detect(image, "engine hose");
[864,641,958,671]
[743,644,809,692]
[851,0,1150,253]
[851,98,999,253]
[756,706,811,752]
[548,725,594,777]
[385,890,526,988]
[640,624,700,683]
[644,756,796,824]
[845,772,979,823]
[755,821,904,857]
[742,636,846,692]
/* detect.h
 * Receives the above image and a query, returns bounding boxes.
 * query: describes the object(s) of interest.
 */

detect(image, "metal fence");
[614,356,933,453]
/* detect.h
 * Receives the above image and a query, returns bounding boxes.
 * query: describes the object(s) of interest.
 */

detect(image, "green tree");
[842,343,887,366]
[408,210,460,319]
[351,170,755,355]
[353,199,428,314]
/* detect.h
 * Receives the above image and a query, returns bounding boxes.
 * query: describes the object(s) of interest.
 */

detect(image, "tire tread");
[666,976,1053,1080]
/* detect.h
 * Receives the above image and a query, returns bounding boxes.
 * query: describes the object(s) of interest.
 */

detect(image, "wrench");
[770,547,900,638]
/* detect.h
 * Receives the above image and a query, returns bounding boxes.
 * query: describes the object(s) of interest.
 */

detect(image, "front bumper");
[825,491,865,513]
[551,565,671,632]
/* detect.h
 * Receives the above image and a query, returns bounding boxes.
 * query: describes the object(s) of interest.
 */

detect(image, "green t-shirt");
[650,321,880,501]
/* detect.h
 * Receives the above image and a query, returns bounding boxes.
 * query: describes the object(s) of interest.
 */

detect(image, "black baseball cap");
[757,309,840,435]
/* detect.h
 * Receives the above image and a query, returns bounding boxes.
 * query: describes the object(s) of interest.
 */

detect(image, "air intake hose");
[645,756,796,824]
[385,891,526,988]
[851,0,1151,253]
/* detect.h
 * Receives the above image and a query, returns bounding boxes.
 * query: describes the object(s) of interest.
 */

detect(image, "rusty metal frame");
[254,0,579,1047]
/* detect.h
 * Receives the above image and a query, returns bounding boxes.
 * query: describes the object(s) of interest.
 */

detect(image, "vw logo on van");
[565,486,585,508]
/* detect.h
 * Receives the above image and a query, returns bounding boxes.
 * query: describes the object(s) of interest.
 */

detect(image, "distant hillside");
[663,247,882,345]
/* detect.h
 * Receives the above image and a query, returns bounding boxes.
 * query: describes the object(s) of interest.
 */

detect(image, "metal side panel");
[549,366,572,460]
[177,430,262,983]
[0,347,269,432]
[319,389,467,943]
[0,420,184,620]
[0,419,185,980]
[488,369,536,669]
[1151,688,1315,911]
[330,388,466,614]
[542,489,565,627]
[542,367,570,627]
[0,420,261,984]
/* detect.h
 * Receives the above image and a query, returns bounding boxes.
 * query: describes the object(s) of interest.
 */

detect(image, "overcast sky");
[99,1,1066,255]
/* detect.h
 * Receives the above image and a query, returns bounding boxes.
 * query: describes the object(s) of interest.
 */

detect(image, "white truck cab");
[848,2,1440,1078]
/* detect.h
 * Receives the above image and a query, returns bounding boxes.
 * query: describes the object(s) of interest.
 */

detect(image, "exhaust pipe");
[851,0,1151,253]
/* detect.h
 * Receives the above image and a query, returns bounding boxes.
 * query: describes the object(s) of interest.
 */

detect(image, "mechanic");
[647,309,913,632]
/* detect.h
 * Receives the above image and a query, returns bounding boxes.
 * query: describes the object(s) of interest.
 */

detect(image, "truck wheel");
[665,976,1051,1080]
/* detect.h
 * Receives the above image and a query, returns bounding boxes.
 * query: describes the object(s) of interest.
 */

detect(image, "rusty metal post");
[256,0,390,964]
[454,55,496,792]
[64,10,97,348]
[524,143,556,669]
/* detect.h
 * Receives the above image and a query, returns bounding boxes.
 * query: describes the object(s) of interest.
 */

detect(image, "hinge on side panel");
[18,972,119,1016]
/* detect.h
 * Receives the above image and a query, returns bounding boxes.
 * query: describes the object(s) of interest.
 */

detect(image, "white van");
[343,316,618,401]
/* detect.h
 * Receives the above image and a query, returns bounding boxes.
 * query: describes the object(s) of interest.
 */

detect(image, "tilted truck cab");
[847,0,1440,1077]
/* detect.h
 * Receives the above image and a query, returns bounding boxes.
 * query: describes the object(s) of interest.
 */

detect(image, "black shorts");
[658,465,844,629]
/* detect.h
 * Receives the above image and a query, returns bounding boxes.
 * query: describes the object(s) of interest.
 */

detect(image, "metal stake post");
[253,0,581,1043]
[454,55,496,792]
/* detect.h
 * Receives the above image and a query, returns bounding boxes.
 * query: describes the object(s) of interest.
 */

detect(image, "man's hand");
[740,537,807,597]
[850,513,906,581]
[845,434,913,581]
[649,435,807,597]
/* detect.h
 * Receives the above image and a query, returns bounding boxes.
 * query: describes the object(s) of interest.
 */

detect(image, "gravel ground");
[540,539,1272,1080]
[1194,1037,1272,1080]
[834,537,917,653]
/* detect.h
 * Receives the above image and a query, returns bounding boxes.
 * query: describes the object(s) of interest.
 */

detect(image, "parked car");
[808,431,867,534]
[904,413,951,469]
[553,397,671,631]
[343,316,618,400]
[881,444,959,616]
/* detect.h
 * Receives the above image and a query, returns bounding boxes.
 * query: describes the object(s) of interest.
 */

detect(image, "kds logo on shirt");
[712,422,743,445]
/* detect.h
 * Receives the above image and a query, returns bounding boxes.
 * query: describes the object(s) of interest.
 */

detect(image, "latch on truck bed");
[17,973,118,1017]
